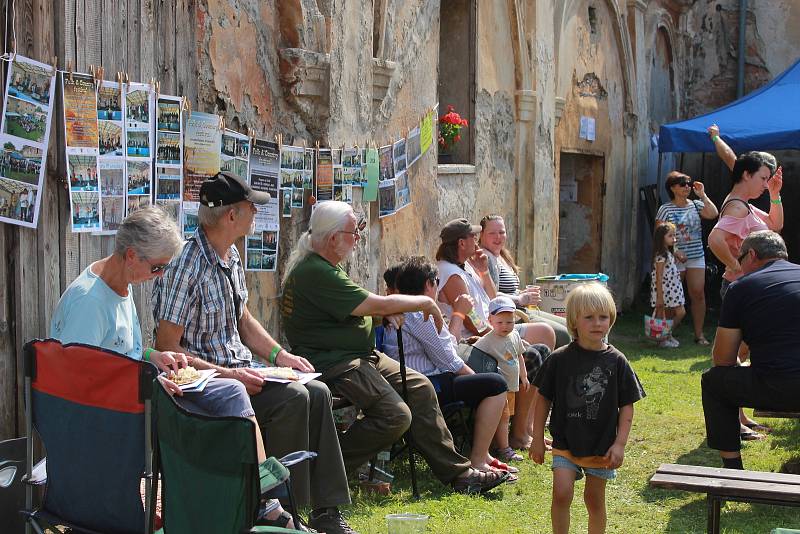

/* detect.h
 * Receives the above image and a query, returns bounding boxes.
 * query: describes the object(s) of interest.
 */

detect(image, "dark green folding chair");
[152,384,305,533]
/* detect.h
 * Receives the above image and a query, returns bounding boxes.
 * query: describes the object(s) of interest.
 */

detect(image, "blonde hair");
[565,282,617,339]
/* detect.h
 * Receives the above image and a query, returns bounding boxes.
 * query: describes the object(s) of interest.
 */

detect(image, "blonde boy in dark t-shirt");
[529,283,645,534]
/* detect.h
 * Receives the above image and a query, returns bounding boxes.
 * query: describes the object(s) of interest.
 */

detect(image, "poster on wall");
[221,129,250,179]
[183,111,221,237]
[62,73,101,232]
[245,139,280,272]
[124,82,153,215]
[395,171,411,212]
[378,144,394,182]
[96,80,126,233]
[155,95,183,225]
[315,148,333,202]
[0,55,56,228]
[419,110,433,154]
[378,178,396,218]
[363,147,379,201]
[406,126,422,167]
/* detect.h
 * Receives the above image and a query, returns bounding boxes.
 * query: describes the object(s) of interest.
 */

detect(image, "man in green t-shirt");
[281,201,509,494]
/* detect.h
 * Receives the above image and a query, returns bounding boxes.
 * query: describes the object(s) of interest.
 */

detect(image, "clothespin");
[154,81,160,99]
[219,115,225,131]
[11,39,16,61]
[66,60,74,82]
[50,56,58,76]
[124,72,130,86]
[116,72,123,96]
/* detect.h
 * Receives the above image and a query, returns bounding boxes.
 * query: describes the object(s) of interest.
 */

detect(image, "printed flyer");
[245,139,280,272]
[154,95,183,225]
[125,82,153,215]
[0,55,57,228]
[96,80,126,233]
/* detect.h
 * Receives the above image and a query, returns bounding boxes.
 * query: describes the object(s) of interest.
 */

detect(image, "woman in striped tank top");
[655,171,718,345]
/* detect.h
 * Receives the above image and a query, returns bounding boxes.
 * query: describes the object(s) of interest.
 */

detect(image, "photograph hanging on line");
[280,145,304,171]
[281,189,292,217]
[183,112,221,202]
[291,188,304,208]
[396,171,411,212]
[127,129,151,158]
[126,88,150,125]
[156,199,180,225]
[378,145,393,181]
[0,137,42,186]
[392,137,407,176]
[127,194,151,214]
[156,132,181,164]
[8,60,52,107]
[4,96,48,144]
[127,160,151,195]
[68,154,99,192]
[156,167,182,200]
[98,120,123,156]
[221,155,248,178]
[183,205,199,238]
[97,85,122,121]
[70,191,101,231]
[157,99,181,132]
[406,126,422,166]
[221,132,250,160]
[101,196,124,231]
[99,160,125,196]
[0,178,37,223]
[379,179,396,218]
[331,148,341,166]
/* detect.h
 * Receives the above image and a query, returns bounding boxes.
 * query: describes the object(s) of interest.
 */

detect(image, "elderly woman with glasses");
[655,171,719,345]
[49,206,300,528]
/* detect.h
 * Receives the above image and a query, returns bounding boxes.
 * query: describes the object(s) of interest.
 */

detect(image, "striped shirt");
[152,226,253,368]
[495,254,520,294]
[382,311,465,376]
[655,200,706,260]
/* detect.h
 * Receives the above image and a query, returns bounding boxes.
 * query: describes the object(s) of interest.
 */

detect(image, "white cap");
[488,295,516,315]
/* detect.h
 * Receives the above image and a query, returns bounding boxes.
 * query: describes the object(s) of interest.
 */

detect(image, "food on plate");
[257,367,300,381]
[166,366,202,386]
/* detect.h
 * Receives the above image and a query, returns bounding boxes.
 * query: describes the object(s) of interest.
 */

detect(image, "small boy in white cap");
[473,295,528,463]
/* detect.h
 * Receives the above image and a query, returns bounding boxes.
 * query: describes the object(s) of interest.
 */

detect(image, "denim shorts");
[676,255,705,272]
[552,454,616,481]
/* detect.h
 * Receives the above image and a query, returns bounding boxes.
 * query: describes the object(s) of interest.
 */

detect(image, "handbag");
[644,309,672,341]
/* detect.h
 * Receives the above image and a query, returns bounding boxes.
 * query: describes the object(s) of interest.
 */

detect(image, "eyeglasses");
[676,179,693,187]
[141,253,170,274]
[339,213,367,238]
[737,249,751,264]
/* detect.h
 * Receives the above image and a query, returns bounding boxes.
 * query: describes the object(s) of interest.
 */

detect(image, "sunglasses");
[675,178,693,187]
[141,253,170,274]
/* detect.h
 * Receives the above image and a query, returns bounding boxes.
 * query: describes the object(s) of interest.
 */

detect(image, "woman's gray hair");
[114,206,184,259]
[740,230,788,261]
[198,203,239,227]
[282,201,353,284]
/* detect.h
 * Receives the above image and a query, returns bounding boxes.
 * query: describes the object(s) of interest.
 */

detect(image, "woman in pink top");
[707,127,784,439]
[708,134,784,296]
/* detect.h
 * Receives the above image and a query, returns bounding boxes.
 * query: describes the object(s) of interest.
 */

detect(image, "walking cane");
[396,326,420,500]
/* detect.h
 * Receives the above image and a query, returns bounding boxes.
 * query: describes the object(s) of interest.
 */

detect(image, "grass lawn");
[342,307,800,533]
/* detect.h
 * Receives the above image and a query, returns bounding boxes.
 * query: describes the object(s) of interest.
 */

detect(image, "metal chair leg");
[707,494,721,534]
[396,328,419,500]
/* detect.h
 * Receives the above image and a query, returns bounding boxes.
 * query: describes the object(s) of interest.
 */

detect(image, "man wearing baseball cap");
[153,171,357,533]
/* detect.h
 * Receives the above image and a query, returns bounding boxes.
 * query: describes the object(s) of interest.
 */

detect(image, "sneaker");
[308,507,359,534]
[658,337,678,348]
[669,335,680,347]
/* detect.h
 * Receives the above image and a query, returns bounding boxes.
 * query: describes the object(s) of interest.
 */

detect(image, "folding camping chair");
[20,339,159,534]
[152,383,311,533]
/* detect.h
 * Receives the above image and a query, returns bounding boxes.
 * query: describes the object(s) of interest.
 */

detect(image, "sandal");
[494,447,524,462]
[452,468,509,494]
[489,458,520,473]
[695,337,710,346]
[740,430,766,441]
[744,421,773,433]
[255,506,317,532]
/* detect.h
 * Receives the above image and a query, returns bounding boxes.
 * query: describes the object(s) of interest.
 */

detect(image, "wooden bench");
[649,463,800,533]
[754,410,800,419]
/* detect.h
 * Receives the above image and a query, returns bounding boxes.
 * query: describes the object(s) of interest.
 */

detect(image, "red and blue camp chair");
[20,339,158,534]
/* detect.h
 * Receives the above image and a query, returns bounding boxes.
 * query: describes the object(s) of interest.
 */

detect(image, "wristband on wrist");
[771,196,782,204]
[451,311,466,320]
[269,345,281,365]
[711,135,720,142]
[143,348,154,361]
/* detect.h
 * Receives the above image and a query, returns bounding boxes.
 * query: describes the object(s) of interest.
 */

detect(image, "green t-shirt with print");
[281,253,374,371]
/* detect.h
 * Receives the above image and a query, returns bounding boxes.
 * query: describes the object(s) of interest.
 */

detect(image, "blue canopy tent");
[659,56,800,154]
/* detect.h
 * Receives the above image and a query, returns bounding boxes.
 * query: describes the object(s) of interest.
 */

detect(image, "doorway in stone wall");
[557,152,605,273]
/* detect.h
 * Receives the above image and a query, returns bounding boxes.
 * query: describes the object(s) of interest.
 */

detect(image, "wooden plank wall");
[0,0,195,439]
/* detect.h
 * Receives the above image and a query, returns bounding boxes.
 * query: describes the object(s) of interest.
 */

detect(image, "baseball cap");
[199,171,271,207]
[488,295,516,315]
[439,218,482,243]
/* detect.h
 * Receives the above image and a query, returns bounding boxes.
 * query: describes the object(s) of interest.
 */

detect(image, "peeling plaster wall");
[681,0,800,117]
[554,1,631,299]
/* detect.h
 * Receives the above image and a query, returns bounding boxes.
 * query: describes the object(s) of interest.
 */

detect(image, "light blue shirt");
[49,263,143,358]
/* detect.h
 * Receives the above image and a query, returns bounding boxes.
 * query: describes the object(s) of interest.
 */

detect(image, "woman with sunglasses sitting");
[49,206,303,529]
[655,171,719,346]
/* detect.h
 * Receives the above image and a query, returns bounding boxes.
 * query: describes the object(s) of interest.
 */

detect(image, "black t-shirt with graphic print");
[534,341,645,458]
